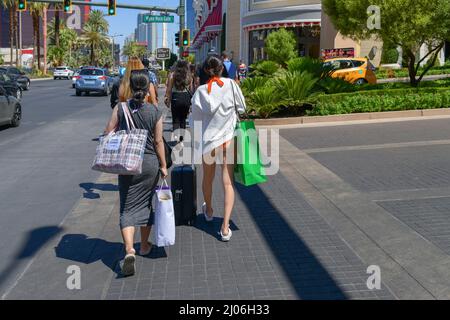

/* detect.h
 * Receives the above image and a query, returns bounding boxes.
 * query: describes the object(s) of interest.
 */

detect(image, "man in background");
[142,58,159,103]
[221,51,238,82]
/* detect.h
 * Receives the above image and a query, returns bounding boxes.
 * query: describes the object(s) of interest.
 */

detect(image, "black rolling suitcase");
[171,165,197,226]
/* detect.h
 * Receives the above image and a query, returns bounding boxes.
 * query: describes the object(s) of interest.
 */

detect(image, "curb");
[30,78,53,82]
[254,108,450,126]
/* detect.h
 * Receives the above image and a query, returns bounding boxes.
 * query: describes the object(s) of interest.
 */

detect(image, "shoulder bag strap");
[121,102,136,131]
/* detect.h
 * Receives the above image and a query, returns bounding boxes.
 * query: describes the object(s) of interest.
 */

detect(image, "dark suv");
[0,66,31,91]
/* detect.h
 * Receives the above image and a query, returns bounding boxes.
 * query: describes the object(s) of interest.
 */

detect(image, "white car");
[54,66,74,80]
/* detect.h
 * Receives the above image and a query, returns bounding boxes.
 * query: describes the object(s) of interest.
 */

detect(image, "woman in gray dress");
[104,71,168,276]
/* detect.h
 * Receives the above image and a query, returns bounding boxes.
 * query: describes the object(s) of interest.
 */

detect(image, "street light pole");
[109,34,123,68]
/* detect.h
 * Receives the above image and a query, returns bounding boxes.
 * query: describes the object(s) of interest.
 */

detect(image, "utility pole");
[19,11,23,68]
[179,0,185,57]
[43,7,47,74]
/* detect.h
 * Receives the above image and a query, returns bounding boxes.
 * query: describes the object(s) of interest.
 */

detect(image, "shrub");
[265,29,298,67]
[381,47,399,64]
[250,60,280,77]
[287,57,334,79]
[241,76,269,95]
[318,77,357,94]
[247,85,283,119]
[308,88,450,116]
[273,71,319,113]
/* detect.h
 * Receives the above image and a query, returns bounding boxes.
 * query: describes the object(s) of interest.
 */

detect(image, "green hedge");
[376,68,450,79]
[308,88,450,116]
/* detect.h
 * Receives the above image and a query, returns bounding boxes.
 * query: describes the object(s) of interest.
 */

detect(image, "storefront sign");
[321,48,355,59]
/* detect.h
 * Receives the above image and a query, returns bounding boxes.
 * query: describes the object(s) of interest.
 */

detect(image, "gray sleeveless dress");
[117,100,163,229]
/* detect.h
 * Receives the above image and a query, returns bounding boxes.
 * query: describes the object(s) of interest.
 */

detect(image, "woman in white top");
[191,56,246,241]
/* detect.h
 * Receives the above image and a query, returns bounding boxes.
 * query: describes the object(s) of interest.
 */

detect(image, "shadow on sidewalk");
[235,181,348,300]
[0,226,63,290]
[55,234,123,276]
[79,182,118,199]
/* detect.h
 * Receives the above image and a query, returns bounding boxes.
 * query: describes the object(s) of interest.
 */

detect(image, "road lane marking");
[302,139,450,154]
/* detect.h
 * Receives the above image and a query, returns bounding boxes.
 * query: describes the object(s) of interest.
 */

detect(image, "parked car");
[0,71,22,100]
[0,85,21,127]
[324,57,377,85]
[0,66,30,90]
[74,67,113,96]
[54,66,74,80]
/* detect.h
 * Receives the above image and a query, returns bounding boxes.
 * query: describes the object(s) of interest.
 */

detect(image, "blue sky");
[101,0,181,48]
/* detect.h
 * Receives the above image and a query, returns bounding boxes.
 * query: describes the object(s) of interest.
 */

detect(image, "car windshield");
[56,67,68,70]
[80,69,104,76]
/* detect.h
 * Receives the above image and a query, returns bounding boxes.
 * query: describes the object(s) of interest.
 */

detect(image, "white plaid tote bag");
[92,103,148,175]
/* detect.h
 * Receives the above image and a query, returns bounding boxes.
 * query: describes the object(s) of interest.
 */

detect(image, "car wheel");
[76,90,81,96]
[24,80,30,91]
[355,78,367,85]
[10,104,21,127]
[54,77,57,80]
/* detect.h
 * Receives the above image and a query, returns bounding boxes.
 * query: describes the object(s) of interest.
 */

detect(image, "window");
[352,60,365,68]
[10,68,20,75]
[338,60,354,70]
[80,69,104,76]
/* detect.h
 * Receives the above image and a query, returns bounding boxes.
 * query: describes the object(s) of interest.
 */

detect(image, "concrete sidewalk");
[6,111,450,300]
[4,117,397,300]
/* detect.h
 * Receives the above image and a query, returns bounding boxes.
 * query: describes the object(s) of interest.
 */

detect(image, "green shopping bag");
[234,120,267,186]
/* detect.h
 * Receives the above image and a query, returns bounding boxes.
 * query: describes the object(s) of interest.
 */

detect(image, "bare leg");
[140,226,152,252]
[202,150,216,217]
[221,141,235,235]
[121,226,136,255]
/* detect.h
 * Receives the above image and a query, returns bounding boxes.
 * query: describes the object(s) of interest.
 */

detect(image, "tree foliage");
[264,29,298,67]
[322,0,450,86]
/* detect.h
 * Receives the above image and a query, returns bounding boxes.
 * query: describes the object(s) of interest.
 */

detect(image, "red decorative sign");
[321,48,355,59]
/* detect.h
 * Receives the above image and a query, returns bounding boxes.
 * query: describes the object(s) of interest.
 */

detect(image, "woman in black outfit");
[164,60,193,143]
[104,71,168,277]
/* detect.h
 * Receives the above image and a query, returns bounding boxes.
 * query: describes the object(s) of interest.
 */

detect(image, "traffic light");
[18,0,27,11]
[63,0,72,13]
[107,0,116,16]
[182,29,190,47]
[175,32,180,47]
[182,50,189,58]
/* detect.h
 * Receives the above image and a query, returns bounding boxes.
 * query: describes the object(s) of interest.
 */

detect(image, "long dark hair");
[203,56,223,79]
[130,70,149,105]
[173,60,192,91]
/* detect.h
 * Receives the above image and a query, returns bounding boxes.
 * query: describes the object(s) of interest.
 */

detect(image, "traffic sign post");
[156,48,171,71]
[143,15,174,23]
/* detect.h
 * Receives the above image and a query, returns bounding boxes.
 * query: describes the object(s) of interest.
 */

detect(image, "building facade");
[188,0,449,67]
[135,13,158,54]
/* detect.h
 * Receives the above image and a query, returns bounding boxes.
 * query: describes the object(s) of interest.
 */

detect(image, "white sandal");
[220,228,232,242]
[202,202,214,222]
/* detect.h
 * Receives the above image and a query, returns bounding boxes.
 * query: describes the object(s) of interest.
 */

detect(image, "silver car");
[0,85,21,127]
[75,68,112,96]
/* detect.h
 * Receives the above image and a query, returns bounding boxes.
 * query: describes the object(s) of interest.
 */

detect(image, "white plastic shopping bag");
[154,179,176,247]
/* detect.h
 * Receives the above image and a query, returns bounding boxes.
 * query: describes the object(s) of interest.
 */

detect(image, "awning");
[192,0,222,49]
[244,21,321,32]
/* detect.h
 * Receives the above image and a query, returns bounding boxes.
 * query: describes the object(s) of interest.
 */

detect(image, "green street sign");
[143,15,174,23]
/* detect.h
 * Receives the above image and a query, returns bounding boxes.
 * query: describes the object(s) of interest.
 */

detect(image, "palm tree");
[1,0,18,66]
[82,10,109,66]
[123,41,147,59]
[53,3,62,47]
[29,3,47,71]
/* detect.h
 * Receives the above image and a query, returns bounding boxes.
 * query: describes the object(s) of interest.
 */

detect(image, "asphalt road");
[0,79,112,296]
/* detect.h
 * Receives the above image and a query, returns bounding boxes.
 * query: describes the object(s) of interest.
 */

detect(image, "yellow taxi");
[324,57,377,85]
